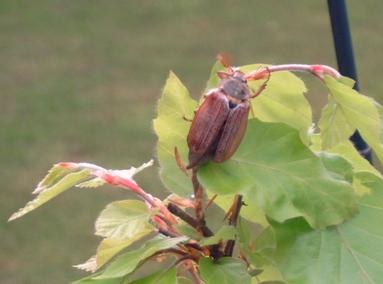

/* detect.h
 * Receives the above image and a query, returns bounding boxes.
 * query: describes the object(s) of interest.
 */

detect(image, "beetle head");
[219,70,251,102]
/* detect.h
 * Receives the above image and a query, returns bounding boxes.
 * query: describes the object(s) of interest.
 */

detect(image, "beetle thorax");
[220,77,250,102]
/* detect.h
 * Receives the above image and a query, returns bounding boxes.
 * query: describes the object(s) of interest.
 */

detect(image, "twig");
[244,63,342,81]
[192,169,204,227]
[167,203,213,237]
[223,194,243,257]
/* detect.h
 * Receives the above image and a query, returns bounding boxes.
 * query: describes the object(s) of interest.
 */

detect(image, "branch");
[167,203,213,237]
[244,63,341,81]
[223,194,244,257]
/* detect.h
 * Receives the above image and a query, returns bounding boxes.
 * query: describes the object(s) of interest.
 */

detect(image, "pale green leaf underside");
[76,177,106,188]
[95,230,153,270]
[243,64,312,142]
[9,169,91,221]
[95,200,153,239]
[153,71,198,196]
[321,76,383,163]
[129,268,177,284]
[199,257,252,284]
[198,120,357,229]
[276,175,383,284]
[319,97,355,149]
[238,219,276,268]
[93,235,187,280]
[34,164,73,193]
[329,141,382,178]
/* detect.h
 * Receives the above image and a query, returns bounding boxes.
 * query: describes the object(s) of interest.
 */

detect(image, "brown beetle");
[186,57,270,169]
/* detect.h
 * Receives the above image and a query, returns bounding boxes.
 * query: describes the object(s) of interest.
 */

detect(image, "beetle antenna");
[217,53,234,74]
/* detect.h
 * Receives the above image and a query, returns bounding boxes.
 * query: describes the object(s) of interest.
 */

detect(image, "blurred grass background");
[1,0,382,283]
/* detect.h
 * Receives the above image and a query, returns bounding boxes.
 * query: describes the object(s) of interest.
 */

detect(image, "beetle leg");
[183,115,193,122]
[249,67,271,98]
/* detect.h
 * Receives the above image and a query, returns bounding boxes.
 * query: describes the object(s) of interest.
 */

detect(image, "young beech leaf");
[311,136,383,196]
[199,257,252,284]
[251,265,286,284]
[320,75,383,163]
[9,169,91,221]
[329,141,382,178]
[33,163,74,194]
[317,152,353,183]
[129,267,177,284]
[76,177,106,188]
[198,119,357,229]
[75,228,155,273]
[153,72,198,197]
[94,237,152,271]
[92,235,187,280]
[95,200,154,239]
[9,160,153,222]
[274,175,383,284]
[238,219,276,267]
[319,96,355,149]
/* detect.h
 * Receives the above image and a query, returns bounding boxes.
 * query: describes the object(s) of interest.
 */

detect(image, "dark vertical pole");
[327,0,372,163]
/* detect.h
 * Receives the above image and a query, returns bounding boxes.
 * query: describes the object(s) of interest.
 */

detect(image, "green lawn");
[1,1,383,283]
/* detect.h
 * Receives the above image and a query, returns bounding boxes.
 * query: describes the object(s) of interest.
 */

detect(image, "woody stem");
[192,169,205,229]
[223,194,244,256]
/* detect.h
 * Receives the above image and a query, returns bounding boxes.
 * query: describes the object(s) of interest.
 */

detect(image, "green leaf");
[198,119,357,229]
[212,194,269,228]
[251,265,285,284]
[242,64,312,141]
[129,268,177,284]
[329,140,382,178]
[153,72,198,196]
[76,200,156,270]
[238,219,276,267]
[319,96,355,149]
[200,225,237,246]
[93,235,187,279]
[321,76,383,163]
[317,152,353,183]
[95,200,154,240]
[33,163,73,194]
[200,257,252,284]
[175,222,201,240]
[275,175,383,284]
[73,276,124,284]
[76,177,106,188]
[95,235,151,270]
[311,136,383,196]
[9,169,91,221]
